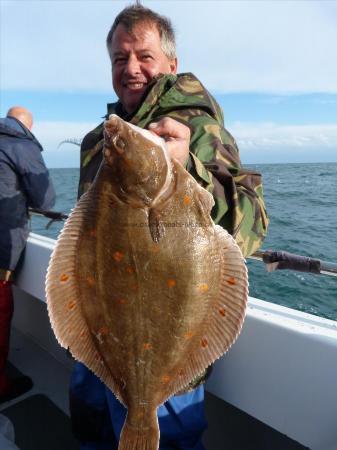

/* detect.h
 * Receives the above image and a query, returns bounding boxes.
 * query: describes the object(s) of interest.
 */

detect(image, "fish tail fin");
[119,409,159,450]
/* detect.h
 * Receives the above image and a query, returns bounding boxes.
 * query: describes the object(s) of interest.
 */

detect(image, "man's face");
[110,23,177,114]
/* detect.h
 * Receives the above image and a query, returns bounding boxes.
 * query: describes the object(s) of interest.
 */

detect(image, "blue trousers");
[70,362,207,450]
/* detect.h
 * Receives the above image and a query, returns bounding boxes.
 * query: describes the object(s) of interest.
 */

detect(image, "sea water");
[30,162,337,321]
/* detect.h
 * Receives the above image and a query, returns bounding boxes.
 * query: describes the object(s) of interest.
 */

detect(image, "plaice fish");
[46,114,248,450]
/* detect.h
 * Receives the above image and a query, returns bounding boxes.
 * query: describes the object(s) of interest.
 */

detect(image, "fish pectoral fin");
[148,208,165,243]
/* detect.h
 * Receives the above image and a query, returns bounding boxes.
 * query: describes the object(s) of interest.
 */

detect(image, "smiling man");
[109,22,177,115]
[70,3,268,450]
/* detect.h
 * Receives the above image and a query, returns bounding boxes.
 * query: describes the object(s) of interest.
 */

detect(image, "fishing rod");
[28,208,69,229]
[57,138,82,148]
[29,209,337,278]
[250,250,337,278]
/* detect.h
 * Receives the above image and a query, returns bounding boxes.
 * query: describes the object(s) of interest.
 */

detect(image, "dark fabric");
[0,281,14,394]
[0,117,56,270]
[69,363,117,446]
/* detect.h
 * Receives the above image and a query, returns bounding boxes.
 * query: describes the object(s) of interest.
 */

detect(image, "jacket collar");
[105,73,222,127]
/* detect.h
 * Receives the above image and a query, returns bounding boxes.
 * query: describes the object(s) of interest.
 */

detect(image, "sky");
[1,0,337,167]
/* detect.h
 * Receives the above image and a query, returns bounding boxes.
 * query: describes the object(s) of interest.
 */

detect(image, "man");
[0,106,56,403]
[70,4,268,450]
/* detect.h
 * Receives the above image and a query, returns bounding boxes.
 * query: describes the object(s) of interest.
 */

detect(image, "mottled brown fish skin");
[78,117,218,413]
[46,115,248,450]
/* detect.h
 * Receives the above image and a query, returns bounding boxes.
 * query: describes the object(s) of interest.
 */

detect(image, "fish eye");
[113,136,126,154]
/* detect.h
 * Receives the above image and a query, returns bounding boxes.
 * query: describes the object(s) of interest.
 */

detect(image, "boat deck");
[0,327,308,450]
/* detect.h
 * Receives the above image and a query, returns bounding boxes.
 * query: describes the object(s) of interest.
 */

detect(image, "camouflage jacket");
[79,72,268,257]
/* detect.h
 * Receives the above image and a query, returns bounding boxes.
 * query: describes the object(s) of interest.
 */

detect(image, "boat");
[1,232,337,449]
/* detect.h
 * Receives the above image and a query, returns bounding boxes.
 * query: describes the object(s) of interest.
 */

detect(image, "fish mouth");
[104,127,126,157]
[104,119,126,156]
[104,120,118,141]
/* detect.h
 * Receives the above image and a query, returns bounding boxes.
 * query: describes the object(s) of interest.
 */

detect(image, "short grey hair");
[106,3,176,60]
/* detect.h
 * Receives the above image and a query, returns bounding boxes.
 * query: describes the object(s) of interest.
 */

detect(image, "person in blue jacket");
[0,106,56,403]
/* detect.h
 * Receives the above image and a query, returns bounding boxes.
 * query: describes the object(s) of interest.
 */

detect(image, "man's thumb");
[149,122,160,131]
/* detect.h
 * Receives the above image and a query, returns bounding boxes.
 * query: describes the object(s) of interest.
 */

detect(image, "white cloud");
[231,122,337,149]
[229,122,337,163]
[1,0,337,94]
[34,120,337,167]
[34,121,96,147]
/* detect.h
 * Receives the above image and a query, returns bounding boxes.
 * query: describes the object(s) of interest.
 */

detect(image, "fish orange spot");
[143,343,152,350]
[126,265,134,274]
[99,327,109,336]
[201,338,208,348]
[94,352,103,362]
[167,279,176,288]
[183,195,192,206]
[227,277,236,285]
[198,283,209,293]
[67,300,76,310]
[113,251,124,262]
[219,308,226,317]
[118,298,127,305]
[87,276,95,286]
[60,273,69,282]
[89,229,96,237]
[123,158,133,168]
[151,244,160,254]
[161,374,170,384]
[184,331,194,339]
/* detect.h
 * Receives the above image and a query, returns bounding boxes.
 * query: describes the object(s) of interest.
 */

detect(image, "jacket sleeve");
[186,114,269,257]
[14,142,56,210]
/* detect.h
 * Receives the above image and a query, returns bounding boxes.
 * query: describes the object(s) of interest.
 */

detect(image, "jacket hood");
[0,117,43,151]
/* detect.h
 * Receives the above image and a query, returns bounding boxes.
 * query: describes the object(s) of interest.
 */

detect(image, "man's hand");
[148,117,190,167]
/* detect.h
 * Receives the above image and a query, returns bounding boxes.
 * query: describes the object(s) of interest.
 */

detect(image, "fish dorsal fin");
[45,187,125,404]
[161,224,248,398]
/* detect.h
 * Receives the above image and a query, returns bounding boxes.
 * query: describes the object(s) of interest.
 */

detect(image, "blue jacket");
[0,117,56,270]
